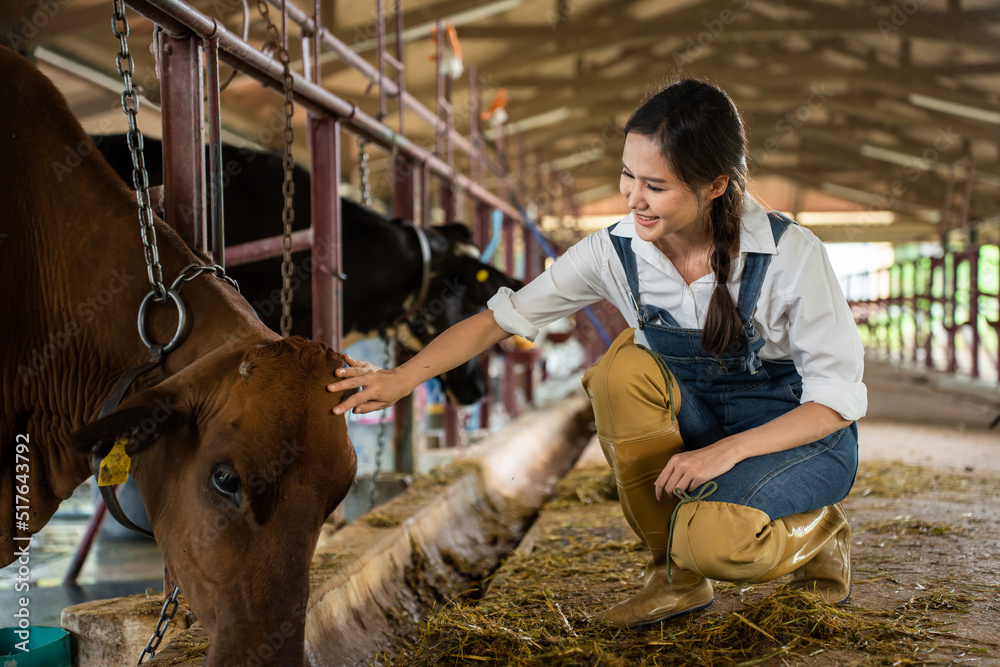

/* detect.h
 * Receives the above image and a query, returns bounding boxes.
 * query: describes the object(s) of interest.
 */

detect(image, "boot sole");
[786,577,852,605]
[628,598,714,630]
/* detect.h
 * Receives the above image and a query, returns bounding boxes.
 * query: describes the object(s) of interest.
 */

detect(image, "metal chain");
[357,139,372,208]
[136,585,180,665]
[257,0,296,337]
[112,0,166,302]
[368,335,394,511]
[171,263,240,294]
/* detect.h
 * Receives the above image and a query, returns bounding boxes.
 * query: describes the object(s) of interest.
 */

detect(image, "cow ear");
[452,256,525,303]
[70,389,187,458]
[432,222,474,244]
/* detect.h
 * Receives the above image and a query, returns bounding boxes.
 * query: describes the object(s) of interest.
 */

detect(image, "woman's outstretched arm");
[327,309,512,415]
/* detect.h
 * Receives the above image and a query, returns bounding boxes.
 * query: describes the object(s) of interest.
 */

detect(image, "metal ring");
[137,289,188,353]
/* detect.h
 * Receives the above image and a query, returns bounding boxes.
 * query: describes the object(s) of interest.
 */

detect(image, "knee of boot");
[584,342,676,439]
[671,501,778,582]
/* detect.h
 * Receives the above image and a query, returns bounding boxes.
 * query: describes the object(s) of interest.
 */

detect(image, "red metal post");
[420,161,431,228]
[971,249,981,378]
[474,201,492,430]
[393,0,405,135]
[205,36,225,265]
[63,500,108,585]
[157,29,206,251]
[309,118,342,351]
[502,217,518,417]
[375,0,386,121]
[392,152,416,472]
[925,259,939,368]
[947,254,958,373]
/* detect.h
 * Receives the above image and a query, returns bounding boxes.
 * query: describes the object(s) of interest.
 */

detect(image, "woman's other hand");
[653,441,738,500]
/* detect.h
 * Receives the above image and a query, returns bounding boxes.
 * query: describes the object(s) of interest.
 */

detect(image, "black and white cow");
[95,134,521,405]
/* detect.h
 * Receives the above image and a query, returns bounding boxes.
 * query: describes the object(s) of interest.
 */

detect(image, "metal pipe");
[394,0,405,136]
[970,250,980,378]
[270,0,482,165]
[225,229,313,266]
[309,117,343,352]
[127,0,524,223]
[64,500,109,585]
[158,29,207,251]
[205,37,225,266]
[375,0,386,121]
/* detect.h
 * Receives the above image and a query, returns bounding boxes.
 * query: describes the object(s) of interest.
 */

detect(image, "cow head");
[71,337,356,666]
[399,223,523,405]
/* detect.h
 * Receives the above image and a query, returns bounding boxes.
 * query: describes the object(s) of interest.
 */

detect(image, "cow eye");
[210,464,242,506]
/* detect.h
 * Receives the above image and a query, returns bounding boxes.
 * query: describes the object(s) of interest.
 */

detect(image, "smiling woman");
[327,78,866,632]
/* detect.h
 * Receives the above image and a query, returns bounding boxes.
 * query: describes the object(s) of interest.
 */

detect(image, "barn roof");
[3,0,998,246]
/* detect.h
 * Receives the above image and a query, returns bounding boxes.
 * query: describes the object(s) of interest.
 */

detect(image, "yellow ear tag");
[476,268,489,283]
[98,436,131,487]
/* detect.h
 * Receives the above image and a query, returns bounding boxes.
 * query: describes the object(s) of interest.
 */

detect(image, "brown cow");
[0,47,356,665]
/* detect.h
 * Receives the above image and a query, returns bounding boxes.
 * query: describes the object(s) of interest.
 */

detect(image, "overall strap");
[608,221,645,321]
[735,211,797,373]
[735,211,796,319]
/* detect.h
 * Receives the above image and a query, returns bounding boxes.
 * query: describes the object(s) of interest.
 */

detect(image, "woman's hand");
[326,354,413,415]
[653,441,739,500]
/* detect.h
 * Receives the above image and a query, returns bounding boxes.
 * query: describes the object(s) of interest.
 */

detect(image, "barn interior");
[1,0,998,665]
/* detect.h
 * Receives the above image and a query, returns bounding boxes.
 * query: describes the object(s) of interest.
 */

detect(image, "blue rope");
[479,208,504,263]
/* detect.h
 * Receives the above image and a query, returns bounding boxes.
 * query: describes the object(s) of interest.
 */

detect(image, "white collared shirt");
[488,196,867,421]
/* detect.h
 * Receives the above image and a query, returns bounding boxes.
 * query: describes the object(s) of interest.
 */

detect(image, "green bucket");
[0,626,71,667]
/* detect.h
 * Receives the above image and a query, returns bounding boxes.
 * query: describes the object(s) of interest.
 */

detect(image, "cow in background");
[94,135,522,405]
[0,47,356,666]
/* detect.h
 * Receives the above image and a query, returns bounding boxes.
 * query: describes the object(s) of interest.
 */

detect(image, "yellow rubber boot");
[597,434,714,627]
[670,501,852,602]
[786,504,852,603]
[584,329,713,628]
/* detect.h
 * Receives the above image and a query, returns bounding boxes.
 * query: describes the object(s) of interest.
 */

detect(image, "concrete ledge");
[60,590,196,666]
[863,357,1000,429]
[86,393,593,666]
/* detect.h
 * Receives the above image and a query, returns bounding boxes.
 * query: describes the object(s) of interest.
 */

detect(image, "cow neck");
[148,255,278,378]
[70,191,274,406]
[342,213,435,335]
[391,221,433,328]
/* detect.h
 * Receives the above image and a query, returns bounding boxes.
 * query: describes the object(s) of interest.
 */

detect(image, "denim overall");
[609,213,858,520]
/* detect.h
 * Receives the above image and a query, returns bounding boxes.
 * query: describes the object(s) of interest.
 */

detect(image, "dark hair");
[624,79,748,357]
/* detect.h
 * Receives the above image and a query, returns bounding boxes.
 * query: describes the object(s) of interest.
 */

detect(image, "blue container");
[0,626,71,667]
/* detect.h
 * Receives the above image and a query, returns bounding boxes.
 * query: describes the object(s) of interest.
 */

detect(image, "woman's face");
[619,133,718,250]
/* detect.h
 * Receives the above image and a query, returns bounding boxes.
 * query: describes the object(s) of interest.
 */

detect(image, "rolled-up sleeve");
[487,230,611,341]
[779,239,868,421]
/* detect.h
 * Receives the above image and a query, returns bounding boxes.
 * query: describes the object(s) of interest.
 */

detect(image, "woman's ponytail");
[701,182,745,356]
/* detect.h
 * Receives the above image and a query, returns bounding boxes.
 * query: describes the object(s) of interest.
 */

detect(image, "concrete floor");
[2,355,997,630]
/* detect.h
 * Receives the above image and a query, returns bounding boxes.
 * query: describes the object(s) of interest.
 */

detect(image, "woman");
[327,79,866,629]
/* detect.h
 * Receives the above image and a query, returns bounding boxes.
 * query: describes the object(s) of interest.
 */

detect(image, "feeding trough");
[61,393,594,666]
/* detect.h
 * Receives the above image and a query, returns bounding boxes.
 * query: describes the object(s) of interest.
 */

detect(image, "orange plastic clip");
[481,88,508,121]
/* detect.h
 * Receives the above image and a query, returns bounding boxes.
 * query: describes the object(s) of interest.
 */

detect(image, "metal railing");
[845,245,1000,383]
